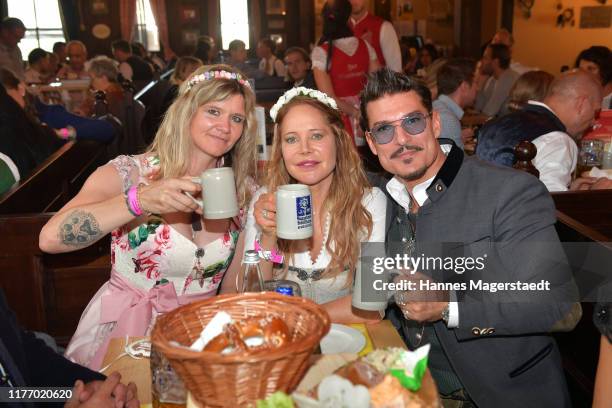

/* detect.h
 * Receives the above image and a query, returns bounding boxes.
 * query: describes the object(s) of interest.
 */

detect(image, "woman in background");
[507,70,555,112]
[312,0,380,145]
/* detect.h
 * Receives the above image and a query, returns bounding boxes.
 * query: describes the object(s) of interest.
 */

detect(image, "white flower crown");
[269,87,338,122]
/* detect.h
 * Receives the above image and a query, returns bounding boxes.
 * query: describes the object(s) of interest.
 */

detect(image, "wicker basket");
[151,292,331,408]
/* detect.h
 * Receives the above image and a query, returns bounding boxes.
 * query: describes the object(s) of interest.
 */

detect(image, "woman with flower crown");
[39,64,258,369]
[233,87,387,323]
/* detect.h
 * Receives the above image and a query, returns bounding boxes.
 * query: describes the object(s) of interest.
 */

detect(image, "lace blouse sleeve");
[108,155,140,192]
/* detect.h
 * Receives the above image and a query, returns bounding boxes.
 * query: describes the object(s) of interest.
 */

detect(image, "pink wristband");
[127,186,143,216]
[254,238,284,264]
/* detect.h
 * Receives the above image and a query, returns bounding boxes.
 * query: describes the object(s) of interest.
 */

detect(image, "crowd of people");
[0,0,611,407]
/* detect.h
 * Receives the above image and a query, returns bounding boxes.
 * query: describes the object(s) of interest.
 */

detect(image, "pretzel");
[203,316,290,354]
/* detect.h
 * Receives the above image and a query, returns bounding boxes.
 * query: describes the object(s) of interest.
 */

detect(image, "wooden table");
[102,320,408,405]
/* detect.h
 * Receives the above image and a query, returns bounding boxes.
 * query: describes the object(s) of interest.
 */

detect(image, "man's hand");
[394,272,450,323]
[570,176,612,191]
[65,372,139,408]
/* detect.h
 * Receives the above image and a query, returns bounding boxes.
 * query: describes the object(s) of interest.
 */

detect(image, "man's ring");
[262,209,269,219]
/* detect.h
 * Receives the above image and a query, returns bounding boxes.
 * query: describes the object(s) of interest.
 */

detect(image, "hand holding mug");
[185,168,239,219]
[253,193,277,237]
[138,177,201,215]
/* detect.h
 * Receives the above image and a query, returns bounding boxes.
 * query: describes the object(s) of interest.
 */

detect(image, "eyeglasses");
[368,112,431,144]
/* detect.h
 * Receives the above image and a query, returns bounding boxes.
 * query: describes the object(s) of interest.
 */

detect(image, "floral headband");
[187,70,252,90]
[269,87,338,122]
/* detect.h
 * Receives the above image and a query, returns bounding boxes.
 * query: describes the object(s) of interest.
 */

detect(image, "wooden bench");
[0,140,106,214]
[0,139,109,344]
[551,189,612,407]
[0,214,110,345]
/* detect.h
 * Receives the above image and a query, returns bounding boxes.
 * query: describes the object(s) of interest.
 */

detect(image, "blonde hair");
[508,70,555,112]
[267,97,373,285]
[170,56,203,85]
[147,64,257,209]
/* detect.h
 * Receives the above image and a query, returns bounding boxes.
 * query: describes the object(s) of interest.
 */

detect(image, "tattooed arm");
[39,164,136,253]
[40,162,202,254]
[58,210,103,248]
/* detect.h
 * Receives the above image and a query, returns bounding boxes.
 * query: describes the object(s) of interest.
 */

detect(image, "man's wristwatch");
[441,302,450,325]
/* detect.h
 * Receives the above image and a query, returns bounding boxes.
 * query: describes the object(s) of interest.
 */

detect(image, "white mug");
[275,184,313,240]
[188,167,238,219]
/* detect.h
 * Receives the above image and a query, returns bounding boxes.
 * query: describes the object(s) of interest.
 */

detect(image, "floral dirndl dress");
[65,154,243,370]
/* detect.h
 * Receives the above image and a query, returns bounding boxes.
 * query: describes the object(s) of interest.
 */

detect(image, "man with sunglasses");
[361,68,578,407]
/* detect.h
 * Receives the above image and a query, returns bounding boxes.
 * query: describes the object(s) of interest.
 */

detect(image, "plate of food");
[320,324,366,354]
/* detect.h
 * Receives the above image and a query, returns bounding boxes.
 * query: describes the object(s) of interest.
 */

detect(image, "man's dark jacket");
[0,290,104,407]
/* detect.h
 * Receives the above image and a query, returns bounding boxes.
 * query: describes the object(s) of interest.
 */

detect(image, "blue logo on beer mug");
[275,286,294,296]
[295,196,312,230]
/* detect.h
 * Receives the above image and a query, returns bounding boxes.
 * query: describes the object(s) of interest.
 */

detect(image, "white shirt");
[244,187,387,304]
[350,14,402,72]
[384,148,460,328]
[528,101,578,192]
[258,56,286,77]
[311,37,378,72]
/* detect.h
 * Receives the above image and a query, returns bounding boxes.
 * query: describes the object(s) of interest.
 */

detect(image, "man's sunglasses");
[367,112,431,144]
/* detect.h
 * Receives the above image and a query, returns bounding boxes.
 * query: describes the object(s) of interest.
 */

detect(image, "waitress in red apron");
[311,0,380,147]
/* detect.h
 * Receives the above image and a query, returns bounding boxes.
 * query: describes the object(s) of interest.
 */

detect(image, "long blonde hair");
[267,97,373,285]
[148,64,257,209]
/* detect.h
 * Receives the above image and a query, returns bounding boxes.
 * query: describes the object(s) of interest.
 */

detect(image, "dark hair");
[360,68,432,131]
[319,0,353,72]
[574,46,611,81]
[0,67,20,90]
[419,44,439,62]
[131,41,146,58]
[284,46,311,64]
[487,43,511,70]
[194,40,212,64]
[27,48,49,65]
[228,39,246,52]
[437,58,476,96]
[259,38,276,54]
[52,42,66,53]
[112,39,132,54]
[603,54,612,86]
[0,17,26,31]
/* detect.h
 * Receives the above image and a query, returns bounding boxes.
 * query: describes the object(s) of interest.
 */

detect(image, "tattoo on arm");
[58,210,102,247]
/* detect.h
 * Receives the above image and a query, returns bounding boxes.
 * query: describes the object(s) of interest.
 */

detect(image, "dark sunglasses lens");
[401,113,426,135]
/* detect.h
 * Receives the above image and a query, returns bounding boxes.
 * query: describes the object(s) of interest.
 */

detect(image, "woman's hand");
[253,193,277,238]
[138,177,202,215]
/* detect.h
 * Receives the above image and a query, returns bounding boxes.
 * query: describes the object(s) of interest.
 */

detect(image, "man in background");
[491,28,535,75]
[477,70,602,191]
[111,40,153,83]
[24,48,52,84]
[257,38,285,77]
[433,58,478,149]
[284,46,316,89]
[57,41,89,80]
[349,0,401,72]
[0,17,26,80]
[475,43,519,117]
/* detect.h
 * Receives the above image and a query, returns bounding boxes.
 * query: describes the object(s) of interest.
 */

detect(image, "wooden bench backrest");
[0,140,105,214]
[0,213,110,344]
